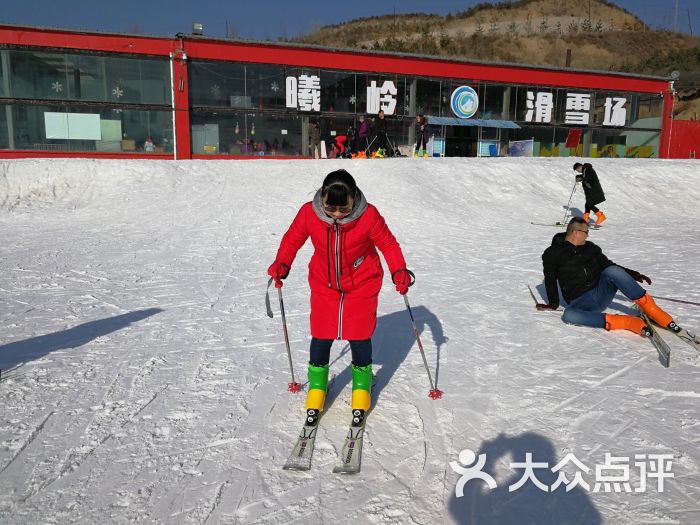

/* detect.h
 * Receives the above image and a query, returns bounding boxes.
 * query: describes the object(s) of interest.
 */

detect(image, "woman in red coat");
[268,169,412,425]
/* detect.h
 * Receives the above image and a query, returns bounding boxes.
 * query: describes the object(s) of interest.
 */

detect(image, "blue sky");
[0,1,697,40]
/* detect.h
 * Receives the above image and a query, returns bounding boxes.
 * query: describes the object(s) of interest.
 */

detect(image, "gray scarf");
[311,187,368,225]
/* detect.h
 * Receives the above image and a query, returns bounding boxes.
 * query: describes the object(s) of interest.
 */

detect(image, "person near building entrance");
[536,217,680,337]
[573,162,606,225]
[267,169,412,426]
[414,115,429,157]
[371,110,393,157]
[309,120,322,159]
[358,116,371,153]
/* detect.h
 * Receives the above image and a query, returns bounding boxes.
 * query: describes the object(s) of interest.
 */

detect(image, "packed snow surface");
[0,157,699,524]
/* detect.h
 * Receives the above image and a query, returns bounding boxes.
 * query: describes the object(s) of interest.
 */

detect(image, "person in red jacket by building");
[267,169,412,426]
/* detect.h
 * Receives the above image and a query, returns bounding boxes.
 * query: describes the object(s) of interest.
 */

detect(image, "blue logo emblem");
[451,86,479,118]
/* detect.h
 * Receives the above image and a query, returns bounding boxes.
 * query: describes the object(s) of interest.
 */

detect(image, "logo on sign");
[451,86,479,118]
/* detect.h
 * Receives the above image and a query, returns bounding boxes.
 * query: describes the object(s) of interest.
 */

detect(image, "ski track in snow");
[0,157,699,524]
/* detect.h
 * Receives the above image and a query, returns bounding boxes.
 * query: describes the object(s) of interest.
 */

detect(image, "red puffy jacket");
[273,191,406,340]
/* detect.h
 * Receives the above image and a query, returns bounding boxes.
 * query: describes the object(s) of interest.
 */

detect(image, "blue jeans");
[561,266,645,328]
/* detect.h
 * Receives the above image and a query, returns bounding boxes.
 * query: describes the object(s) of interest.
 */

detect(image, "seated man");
[537,217,678,336]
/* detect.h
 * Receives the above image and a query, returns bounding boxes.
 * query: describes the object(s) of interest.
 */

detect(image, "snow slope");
[0,157,699,524]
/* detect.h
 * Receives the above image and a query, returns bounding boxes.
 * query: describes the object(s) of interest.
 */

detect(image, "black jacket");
[541,232,615,308]
[374,116,387,134]
[576,163,605,206]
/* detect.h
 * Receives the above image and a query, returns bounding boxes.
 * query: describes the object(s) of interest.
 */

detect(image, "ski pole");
[558,179,578,226]
[652,295,700,308]
[527,284,539,305]
[364,135,377,155]
[403,291,443,400]
[266,278,301,393]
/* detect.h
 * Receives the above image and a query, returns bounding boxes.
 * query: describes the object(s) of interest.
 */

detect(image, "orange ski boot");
[595,210,607,225]
[605,314,646,336]
[634,292,673,328]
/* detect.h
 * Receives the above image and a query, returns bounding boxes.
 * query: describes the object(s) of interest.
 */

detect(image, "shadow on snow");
[324,304,447,412]
[448,431,601,525]
[0,308,164,371]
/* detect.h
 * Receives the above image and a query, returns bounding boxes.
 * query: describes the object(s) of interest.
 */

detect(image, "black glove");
[536,303,558,311]
[627,269,652,285]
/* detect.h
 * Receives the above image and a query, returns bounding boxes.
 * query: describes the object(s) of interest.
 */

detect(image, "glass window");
[591,128,659,158]
[0,50,6,97]
[590,91,631,127]
[247,64,289,111]
[8,50,170,105]
[413,78,442,117]
[189,61,289,110]
[356,73,405,118]
[10,50,68,101]
[189,61,245,108]
[319,70,356,114]
[103,55,171,105]
[2,103,172,152]
[442,79,482,118]
[628,93,663,129]
[0,106,8,148]
[514,86,557,123]
[483,84,516,121]
[190,110,303,156]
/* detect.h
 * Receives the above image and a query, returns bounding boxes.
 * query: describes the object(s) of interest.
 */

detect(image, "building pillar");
[501,86,511,120]
[1,50,15,149]
[171,46,191,159]
[582,129,592,157]
[408,78,417,146]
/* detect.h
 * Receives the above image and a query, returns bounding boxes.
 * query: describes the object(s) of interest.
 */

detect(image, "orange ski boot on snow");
[634,292,674,329]
[583,212,590,223]
[605,314,646,336]
[595,210,607,225]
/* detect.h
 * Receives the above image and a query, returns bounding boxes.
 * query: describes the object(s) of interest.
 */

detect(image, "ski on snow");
[636,307,671,368]
[282,374,336,471]
[530,221,602,229]
[283,410,322,471]
[530,221,565,227]
[332,409,368,475]
[666,323,700,353]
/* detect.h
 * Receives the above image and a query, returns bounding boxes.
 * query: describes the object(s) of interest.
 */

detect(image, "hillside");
[294,0,700,120]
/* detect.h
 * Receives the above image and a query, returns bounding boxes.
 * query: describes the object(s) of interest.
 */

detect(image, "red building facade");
[0,24,677,159]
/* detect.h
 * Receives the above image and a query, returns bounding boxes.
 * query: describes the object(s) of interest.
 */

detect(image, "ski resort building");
[0,23,687,160]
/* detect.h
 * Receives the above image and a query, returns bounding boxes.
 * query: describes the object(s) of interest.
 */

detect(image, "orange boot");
[635,292,673,328]
[583,212,590,223]
[605,314,646,335]
[595,210,607,225]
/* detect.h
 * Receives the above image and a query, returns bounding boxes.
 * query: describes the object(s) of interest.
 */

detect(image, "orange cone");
[635,292,673,328]
[605,314,646,335]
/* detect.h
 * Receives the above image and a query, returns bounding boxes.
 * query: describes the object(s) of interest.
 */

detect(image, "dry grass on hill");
[294,0,700,119]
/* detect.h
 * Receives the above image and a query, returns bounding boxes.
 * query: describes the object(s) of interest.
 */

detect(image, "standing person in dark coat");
[573,162,606,225]
[371,110,392,157]
[346,123,357,157]
[536,217,680,337]
[309,120,322,159]
[414,114,429,157]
